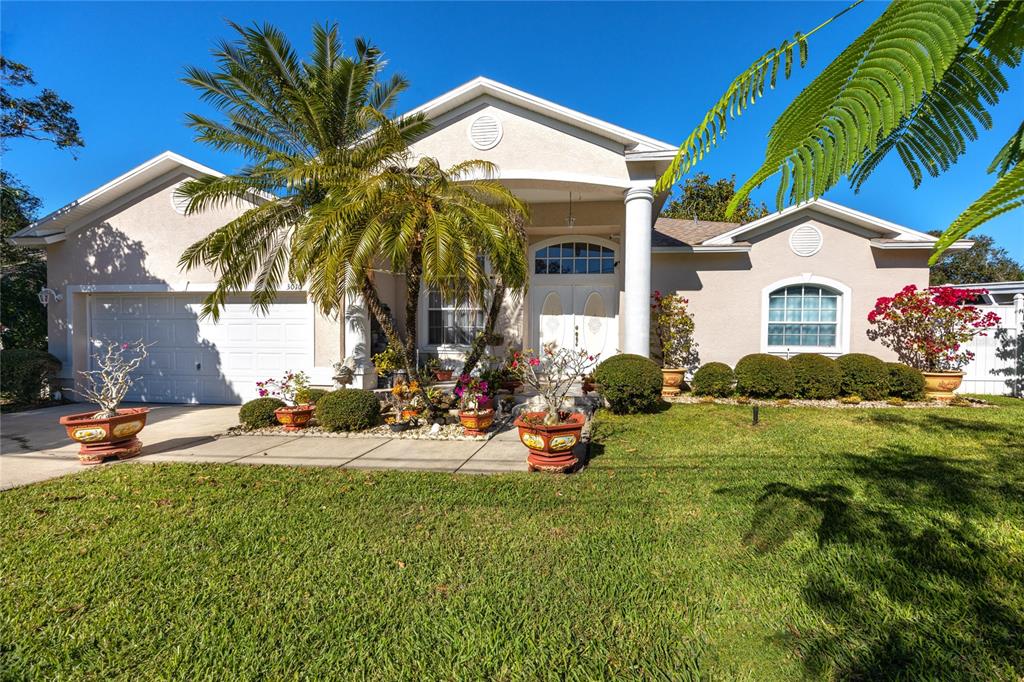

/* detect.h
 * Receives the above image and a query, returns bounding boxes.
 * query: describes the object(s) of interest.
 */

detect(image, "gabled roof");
[9,151,224,246]
[402,76,677,157]
[653,217,739,247]
[701,198,972,251]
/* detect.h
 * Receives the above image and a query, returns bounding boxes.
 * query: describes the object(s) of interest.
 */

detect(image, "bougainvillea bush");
[866,285,999,372]
[651,291,700,371]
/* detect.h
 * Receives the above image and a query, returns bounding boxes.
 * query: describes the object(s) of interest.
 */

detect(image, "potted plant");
[257,371,315,430]
[511,344,599,473]
[867,285,999,399]
[59,340,152,464]
[372,344,404,386]
[391,379,425,422]
[651,291,700,397]
[455,374,493,435]
[425,357,454,382]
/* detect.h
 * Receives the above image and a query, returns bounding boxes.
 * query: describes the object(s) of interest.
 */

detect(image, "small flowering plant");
[866,285,1000,371]
[256,371,311,406]
[390,379,425,417]
[651,291,700,371]
[454,375,490,412]
[511,343,598,425]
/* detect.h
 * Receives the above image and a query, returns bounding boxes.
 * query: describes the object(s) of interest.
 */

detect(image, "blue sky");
[3,1,1021,258]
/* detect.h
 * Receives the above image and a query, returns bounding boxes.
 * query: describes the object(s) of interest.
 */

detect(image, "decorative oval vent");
[170,182,190,215]
[468,114,502,150]
[789,224,823,257]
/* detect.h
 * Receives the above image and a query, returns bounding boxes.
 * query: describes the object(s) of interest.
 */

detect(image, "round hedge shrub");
[296,387,329,406]
[316,389,381,431]
[836,354,890,400]
[0,349,61,403]
[788,353,841,399]
[887,362,925,400]
[239,397,285,429]
[691,362,735,397]
[734,354,796,398]
[593,354,662,414]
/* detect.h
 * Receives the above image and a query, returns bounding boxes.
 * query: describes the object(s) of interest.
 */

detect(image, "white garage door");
[88,292,314,404]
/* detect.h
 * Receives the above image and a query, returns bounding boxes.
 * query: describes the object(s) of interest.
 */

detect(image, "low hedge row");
[238,388,382,431]
[594,354,663,414]
[689,353,924,400]
[0,349,61,404]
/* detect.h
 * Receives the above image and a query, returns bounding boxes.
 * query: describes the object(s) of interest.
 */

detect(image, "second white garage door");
[88,292,314,404]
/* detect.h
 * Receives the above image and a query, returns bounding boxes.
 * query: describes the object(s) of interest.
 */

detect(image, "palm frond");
[989,119,1024,177]
[931,162,1024,263]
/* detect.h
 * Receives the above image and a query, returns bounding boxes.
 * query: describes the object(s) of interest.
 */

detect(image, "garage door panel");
[89,292,314,404]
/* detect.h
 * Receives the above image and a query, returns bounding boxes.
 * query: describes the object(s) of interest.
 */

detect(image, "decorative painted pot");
[513,411,586,473]
[400,408,422,421]
[59,407,151,465]
[459,408,494,436]
[922,371,964,401]
[275,404,315,431]
[661,368,685,397]
[434,370,454,382]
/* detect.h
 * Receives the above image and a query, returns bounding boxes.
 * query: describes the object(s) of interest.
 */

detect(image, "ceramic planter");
[922,371,964,400]
[459,408,494,436]
[514,411,586,473]
[434,370,454,382]
[498,379,522,393]
[275,404,315,431]
[400,408,423,422]
[59,407,151,465]
[661,368,685,397]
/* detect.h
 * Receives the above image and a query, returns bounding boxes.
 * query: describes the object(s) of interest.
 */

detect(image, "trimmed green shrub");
[239,397,285,429]
[296,387,329,406]
[316,389,381,431]
[734,354,795,398]
[691,362,735,397]
[788,353,841,399]
[887,363,925,400]
[836,354,890,400]
[0,349,61,403]
[593,354,662,414]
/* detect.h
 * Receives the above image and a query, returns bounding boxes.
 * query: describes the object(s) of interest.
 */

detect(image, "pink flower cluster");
[866,285,999,371]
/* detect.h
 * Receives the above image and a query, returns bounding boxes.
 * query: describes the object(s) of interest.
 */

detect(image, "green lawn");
[2,399,1022,680]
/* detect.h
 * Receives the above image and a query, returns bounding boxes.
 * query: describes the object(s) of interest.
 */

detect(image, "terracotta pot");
[400,408,422,421]
[661,368,685,397]
[514,411,586,473]
[581,377,596,394]
[459,408,494,436]
[59,407,151,465]
[275,404,315,431]
[922,371,964,401]
[434,370,454,382]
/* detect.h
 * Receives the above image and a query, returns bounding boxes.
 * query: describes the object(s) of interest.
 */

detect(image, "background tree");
[928,231,1024,285]
[1,55,85,350]
[661,173,769,223]
[655,0,1023,262]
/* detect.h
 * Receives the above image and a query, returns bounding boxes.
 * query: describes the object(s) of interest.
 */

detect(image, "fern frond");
[653,0,864,193]
[728,0,977,216]
[989,119,1024,177]
[931,162,1024,263]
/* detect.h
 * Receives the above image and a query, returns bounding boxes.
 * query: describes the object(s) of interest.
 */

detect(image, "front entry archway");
[529,236,619,359]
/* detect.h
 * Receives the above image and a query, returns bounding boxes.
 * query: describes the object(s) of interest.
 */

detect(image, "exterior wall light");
[38,287,63,305]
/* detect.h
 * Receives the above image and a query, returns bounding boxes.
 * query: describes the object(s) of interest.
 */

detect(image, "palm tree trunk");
[403,245,423,384]
[461,281,507,377]
[360,278,403,368]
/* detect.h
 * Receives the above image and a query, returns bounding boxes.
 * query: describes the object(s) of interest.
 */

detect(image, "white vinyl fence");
[957,294,1023,396]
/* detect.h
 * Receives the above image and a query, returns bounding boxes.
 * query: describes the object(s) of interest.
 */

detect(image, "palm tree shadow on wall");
[992,326,1023,397]
[70,223,240,405]
[740,438,1024,679]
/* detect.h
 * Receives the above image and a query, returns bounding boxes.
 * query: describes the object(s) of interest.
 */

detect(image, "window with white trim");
[427,290,485,346]
[766,285,840,348]
[535,242,615,275]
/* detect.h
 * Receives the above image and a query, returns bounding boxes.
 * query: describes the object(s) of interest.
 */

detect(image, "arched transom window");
[535,242,615,275]
[767,284,840,349]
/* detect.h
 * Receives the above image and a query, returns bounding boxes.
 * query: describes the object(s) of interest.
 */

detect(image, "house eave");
[869,239,973,251]
[652,244,752,254]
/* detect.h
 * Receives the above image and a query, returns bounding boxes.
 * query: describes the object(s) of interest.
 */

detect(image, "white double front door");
[531,284,618,360]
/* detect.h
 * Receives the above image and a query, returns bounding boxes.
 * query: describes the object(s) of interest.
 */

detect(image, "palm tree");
[177,21,428,319]
[656,0,1023,261]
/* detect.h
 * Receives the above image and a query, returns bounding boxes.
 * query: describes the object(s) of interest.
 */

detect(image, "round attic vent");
[170,182,190,215]
[789,224,823,257]
[468,114,502,150]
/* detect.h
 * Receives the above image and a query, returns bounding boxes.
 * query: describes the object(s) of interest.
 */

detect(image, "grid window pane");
[766,284,839,348]
[534,242,615,276]
[427,290,485,345]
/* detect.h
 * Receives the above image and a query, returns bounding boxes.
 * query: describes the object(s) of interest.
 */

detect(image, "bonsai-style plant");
[651,291,700,396]
[455,374,493,435]
[257,371,315,430]
[867,285,999,399]
[59,340,153,464]
[511,344,598,473]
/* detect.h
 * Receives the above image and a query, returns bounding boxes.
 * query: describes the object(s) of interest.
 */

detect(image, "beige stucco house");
[11,77,971,404]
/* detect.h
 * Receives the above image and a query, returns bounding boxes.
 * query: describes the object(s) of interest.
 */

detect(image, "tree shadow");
[744,445,1024,678]
[992,326,1022,397]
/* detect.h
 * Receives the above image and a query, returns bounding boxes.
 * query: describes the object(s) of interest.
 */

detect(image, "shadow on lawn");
[745,445,1024,679]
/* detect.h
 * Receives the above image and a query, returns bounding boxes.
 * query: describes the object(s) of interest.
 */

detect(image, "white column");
[343,293,377,389]
[623,186,654,356]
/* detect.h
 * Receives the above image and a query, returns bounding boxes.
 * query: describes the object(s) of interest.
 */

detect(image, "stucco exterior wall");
[651,215,930,367]
[45,172,341,381]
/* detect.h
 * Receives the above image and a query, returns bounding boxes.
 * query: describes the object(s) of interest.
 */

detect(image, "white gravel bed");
[226,419,504,440]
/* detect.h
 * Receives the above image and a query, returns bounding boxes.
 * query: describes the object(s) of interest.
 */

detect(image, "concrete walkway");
[1,403,534,490]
